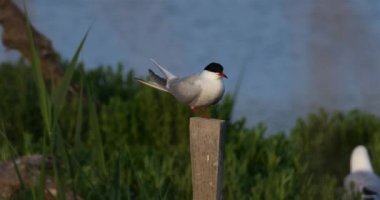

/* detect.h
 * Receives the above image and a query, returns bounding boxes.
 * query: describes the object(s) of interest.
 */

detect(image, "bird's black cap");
[204,63,224,73]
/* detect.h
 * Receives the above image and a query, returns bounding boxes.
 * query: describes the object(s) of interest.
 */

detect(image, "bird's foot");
[201,107,210,118]
[192,107,209,118]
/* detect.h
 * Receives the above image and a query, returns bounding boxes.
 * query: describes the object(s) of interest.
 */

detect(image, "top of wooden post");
[189,117,225,125]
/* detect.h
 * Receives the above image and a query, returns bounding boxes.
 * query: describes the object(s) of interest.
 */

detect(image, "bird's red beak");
[218,73,228,79]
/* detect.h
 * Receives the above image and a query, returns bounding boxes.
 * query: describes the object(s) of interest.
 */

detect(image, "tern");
[344,145,380,200]
[136,59,227,112]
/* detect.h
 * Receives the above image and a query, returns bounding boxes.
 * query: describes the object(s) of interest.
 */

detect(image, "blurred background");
[3,0,380,132]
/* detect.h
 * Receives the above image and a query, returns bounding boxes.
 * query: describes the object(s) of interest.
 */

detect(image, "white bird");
[344,145,380,200]
[136,59,227,112]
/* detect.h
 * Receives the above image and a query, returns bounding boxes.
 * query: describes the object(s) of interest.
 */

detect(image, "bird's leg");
[191,107,198,113]
[200,107,209,118]
[191,107,209,118]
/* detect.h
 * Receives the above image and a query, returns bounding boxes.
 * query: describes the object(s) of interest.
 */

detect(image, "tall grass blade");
[24,7,52,134]
[37,133,49,200]
[54,29,90,118]
[53,163,66,200]
[231,62,247,112]
[52,126,69,200]
[64,148,80,200]
[12,160,25,187]
[89,96,107,177]
[23,5,52,199]
[0,129,26,190]
[74,80,84,149]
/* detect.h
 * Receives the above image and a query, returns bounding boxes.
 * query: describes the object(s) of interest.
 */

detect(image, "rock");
[0,154,82,200]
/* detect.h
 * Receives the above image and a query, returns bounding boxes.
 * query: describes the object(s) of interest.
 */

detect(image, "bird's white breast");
[190,71,225,108]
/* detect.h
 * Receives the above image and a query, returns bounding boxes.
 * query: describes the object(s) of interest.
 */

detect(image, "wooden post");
[189,117,225,200]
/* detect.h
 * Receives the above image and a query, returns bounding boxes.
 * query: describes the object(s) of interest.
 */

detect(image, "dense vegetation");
[0,59,379,199]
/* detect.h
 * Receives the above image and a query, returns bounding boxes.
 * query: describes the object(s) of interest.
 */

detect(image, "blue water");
[2,0,380,133]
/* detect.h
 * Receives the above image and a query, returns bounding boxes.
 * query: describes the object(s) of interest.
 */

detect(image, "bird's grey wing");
[135,68,169,93]
[149,69,167,87]
[168,75,201,104]
[344,172,380,198]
